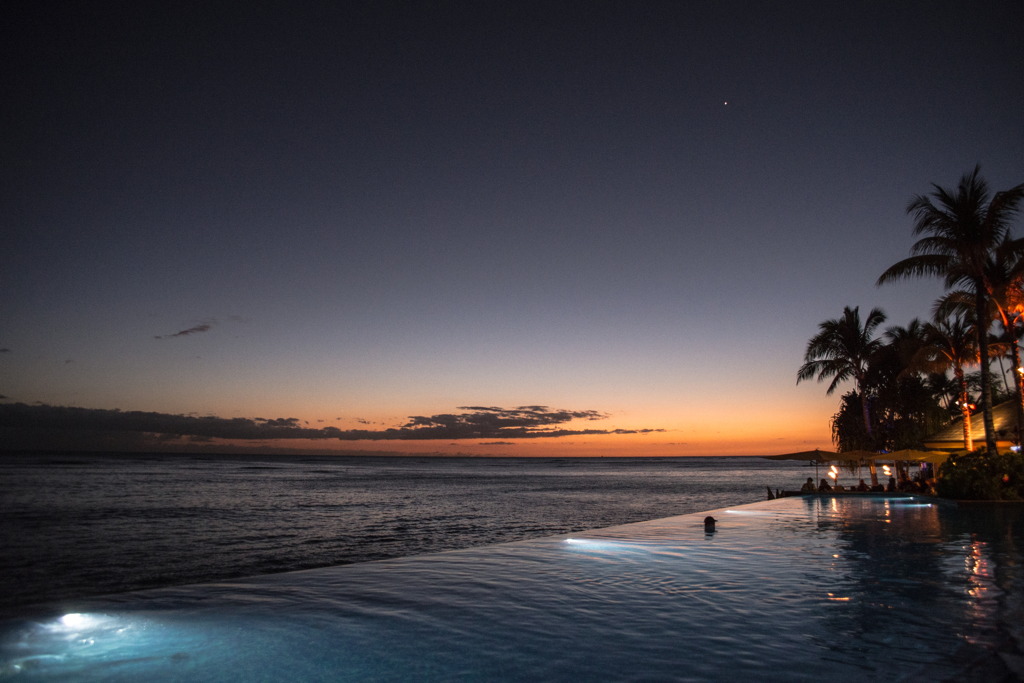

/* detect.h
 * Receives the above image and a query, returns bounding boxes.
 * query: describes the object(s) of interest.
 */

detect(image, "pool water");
[2,495,1021,682]
[0,454,807,611]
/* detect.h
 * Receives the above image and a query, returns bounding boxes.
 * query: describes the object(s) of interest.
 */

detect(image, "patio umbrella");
[866,449,936,462]
[867,449,951,478]
[766,450,878,485]
[830,450,879,461]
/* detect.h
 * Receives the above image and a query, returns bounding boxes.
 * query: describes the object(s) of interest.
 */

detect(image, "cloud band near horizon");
[0,403,664,441]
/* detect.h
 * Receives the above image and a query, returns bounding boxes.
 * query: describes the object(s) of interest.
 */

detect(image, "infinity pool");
[2,495,1020,682]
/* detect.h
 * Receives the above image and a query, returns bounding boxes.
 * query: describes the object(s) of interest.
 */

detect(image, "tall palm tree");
[797,306,887,439]
[913,314,979,450]
[933,286,1021,431]
[878,166,1024,455]
[985,236,1024,437]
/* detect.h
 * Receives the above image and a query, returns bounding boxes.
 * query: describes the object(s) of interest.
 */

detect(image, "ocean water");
[2,495,1021,682]
[0,454,808,611]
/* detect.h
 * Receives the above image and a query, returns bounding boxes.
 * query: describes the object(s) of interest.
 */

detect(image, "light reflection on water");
[1,495,1020,682]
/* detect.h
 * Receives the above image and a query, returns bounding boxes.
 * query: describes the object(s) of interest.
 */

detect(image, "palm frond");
[877,255,949,285]
[932,290,974,321]
[985,183,1024,231]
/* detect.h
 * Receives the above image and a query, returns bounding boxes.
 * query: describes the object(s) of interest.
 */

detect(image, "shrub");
[937,451,1024,500]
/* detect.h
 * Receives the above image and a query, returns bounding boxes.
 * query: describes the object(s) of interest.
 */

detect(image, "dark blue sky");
[2,1,1022,455]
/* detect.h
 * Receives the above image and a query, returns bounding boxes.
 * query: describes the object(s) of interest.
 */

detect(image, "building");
[922,400,1021,451]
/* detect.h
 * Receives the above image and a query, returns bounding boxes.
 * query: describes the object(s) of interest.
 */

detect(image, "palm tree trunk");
[976,288,998,455]
[1012,337,1024,446]
[955,367,972,451]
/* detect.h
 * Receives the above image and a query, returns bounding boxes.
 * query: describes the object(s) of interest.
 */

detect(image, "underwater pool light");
[564,538,659,552]
[565,538,619,548]
[60,613,93,629]
[48,613,118,636]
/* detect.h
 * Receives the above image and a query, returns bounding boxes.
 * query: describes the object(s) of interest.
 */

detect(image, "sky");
[1,1,1022,456]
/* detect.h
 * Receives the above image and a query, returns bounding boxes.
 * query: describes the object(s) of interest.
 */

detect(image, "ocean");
[0,453,807,612]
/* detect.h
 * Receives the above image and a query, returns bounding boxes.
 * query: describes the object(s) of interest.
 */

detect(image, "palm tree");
[878,166,1024,455]
[924,371,959,412]
[797,306,887,439]
[869,318,946,452]
[985,236,1024,437]
[913,314,979,450]
[933,286,1022,434]
[881,318,928,372]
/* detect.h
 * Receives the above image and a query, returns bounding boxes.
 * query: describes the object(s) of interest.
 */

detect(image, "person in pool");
[818,478,832,492]
[886,476,898,492]
[800,477,816,493]
[856,479,870,492]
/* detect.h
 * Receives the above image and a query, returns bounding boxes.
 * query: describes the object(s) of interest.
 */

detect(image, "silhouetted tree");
[913,314,978,450]
[828,319,946,452]
[798,306,886,440]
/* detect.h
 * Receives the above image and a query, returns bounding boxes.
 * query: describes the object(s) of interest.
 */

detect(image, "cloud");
[0,404,329,440]
[479,441,515,446]
[0,404,664,444]
[0,348,10,353]
[253,417,301,427]
[155,323,214,340]
[342,406,624,440]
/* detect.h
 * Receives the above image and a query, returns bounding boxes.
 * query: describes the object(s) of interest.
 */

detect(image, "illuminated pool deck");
[2,495,1021,682]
